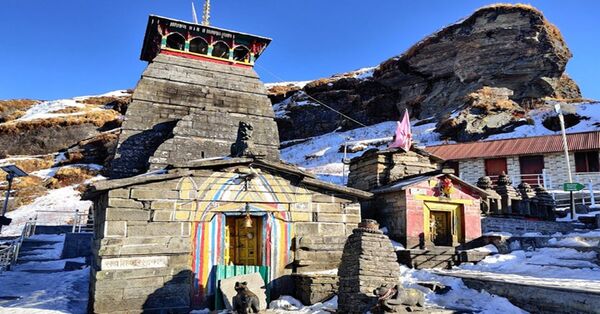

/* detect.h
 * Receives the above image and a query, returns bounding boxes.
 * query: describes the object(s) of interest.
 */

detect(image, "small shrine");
[348,148,489,249]
[476,174,556,220]
[517,182,537,216]
[476,176,501,215]
[494,173,522,215]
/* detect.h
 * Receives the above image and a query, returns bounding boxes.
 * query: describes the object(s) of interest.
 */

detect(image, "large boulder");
[271,4,581,142]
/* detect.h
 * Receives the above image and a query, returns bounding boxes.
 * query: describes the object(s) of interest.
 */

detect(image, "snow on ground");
[72,89,130,100]
[12,90,129,122]
[2,187,92,236]
[401,266,526,313]
[16,99,87,121]
[458,247,600,281]
[0,234,89,314]
[486,102,600,141]
[281,120,445,182]
[264,81,312,90]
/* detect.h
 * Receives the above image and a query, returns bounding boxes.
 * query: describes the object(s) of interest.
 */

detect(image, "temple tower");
[111,16,279,178]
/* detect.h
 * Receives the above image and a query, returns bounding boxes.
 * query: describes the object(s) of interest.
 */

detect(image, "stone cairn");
[494,173,522,215]
[476,176,501,215]
[338,219,401,314]
[534,185,556,220]
[517,182,537,216]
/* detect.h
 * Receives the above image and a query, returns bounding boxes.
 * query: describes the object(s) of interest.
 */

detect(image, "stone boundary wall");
[482,216,576,235]
[459,275,600,314]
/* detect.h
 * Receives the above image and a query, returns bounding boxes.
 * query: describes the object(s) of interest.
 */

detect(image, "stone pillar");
[517,182,537,216]
[534,186,556,220]
[338,219,401,314]
[477,176,501,215]
[494,173,522,215]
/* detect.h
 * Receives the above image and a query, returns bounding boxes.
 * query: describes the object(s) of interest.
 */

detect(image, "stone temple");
[110,15,280,179]
[85,15,372,313]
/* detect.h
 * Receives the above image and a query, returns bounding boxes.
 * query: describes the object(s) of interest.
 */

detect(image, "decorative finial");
[202,0,211,26]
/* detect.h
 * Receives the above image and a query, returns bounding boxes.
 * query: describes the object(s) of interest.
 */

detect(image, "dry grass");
[45,167,98,189]
[0,99,39,122]
[0,156,55,174]
[467,87,522,113]
[77,95,131,114]
[0,176,48,209]
[0,109,120,134]
[51,107,83,114]
[0,99,39,114]
[76,96,124,106]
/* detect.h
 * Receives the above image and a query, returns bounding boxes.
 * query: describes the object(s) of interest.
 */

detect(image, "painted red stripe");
[161,50,253,68]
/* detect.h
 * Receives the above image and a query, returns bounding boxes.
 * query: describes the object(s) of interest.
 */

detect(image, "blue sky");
[1,0,599,100]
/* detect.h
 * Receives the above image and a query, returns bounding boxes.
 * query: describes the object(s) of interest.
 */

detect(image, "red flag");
[388,110,412,151]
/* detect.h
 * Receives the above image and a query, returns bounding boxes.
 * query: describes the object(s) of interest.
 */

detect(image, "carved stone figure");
[231,121,257,157]
[232,281,260,314]
[372,283,425,313]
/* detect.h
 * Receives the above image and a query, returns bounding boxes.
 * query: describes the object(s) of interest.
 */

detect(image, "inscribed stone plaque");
[101,256,169,270]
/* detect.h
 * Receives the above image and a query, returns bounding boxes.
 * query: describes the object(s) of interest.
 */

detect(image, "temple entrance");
[430,211,452,246]
[424,202,463,247]
[226,216,262,266]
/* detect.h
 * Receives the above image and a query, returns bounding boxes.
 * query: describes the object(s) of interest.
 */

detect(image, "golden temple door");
[230,217,261,265]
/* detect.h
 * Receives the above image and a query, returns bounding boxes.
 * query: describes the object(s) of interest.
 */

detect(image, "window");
[189,37,208,54]
[575,151,600,173]
[165,33,185,50]
[211,41,230,59]
[484,158,507,177]
[232,46,250,62]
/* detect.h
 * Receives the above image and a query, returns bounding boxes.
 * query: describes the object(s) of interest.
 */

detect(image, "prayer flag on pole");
[388,110,412,151]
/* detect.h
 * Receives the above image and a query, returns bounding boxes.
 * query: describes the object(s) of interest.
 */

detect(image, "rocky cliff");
[270,4,584,142]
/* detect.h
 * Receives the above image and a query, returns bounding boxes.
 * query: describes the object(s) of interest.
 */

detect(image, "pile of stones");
[338,219,425,313]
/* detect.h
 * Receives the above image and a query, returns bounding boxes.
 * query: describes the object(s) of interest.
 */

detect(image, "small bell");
[243,203,253,228]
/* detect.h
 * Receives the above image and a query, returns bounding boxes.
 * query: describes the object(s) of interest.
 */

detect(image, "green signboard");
[563,182,585,191]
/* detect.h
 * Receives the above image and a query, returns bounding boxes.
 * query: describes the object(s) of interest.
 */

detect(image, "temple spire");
[202,0,211,26]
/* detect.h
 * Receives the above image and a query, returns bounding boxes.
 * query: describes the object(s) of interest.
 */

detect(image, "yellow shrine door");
[229,217,261,266]
[424,202,463,247]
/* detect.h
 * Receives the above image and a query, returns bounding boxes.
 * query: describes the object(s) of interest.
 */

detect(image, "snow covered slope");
[280,101,600,183]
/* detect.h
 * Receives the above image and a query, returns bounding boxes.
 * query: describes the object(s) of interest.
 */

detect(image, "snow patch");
[2,186,92,236]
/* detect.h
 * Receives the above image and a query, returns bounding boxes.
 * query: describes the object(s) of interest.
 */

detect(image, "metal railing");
[33,209,94,234]
[487,173,545,188]
[0,217,37,273]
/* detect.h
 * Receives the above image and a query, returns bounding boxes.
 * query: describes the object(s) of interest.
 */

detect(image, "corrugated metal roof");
[425,131,600,160]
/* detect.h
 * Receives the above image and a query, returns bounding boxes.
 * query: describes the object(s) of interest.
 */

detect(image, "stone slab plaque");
[101,256,169,270]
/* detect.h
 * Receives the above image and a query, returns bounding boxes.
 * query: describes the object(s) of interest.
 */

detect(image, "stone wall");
[457,274,600,314]
[293,274,338,305]
[90,167,362,313]
[348,149,440,191]
[111,53,280,178]
[363,192,407,242]
[458,159,484,184]
[482,216,576,235]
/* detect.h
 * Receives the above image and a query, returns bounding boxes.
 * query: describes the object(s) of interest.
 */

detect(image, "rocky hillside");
[269,4,587,142]
[0,91,131,234]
